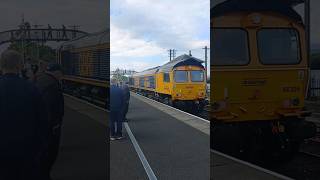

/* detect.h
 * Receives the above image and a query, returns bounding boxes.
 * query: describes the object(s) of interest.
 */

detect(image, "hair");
[0,50,23,73]
[111,78,117,85]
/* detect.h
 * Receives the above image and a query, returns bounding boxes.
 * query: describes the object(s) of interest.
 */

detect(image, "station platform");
[211,150,293,180]
[119,93,293,180]
[110,93,210,180]
[49,93,292,180]
[51,95,108,180]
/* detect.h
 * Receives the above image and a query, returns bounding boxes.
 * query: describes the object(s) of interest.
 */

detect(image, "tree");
[7,42,56,63]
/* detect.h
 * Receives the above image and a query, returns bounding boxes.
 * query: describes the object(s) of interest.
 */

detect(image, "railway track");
[268,150,320,180]
[269,116,320,180]
[299,150,320,159]
[134,91,210,121]
[64,92,107,109]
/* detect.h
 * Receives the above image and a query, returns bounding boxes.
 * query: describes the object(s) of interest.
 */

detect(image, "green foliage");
[7,42,56,63]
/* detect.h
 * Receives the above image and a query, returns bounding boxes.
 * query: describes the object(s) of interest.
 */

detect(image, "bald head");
[0,50,23,74]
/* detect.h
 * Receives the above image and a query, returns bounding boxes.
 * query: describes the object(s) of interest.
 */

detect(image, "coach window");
[164,73,170,82]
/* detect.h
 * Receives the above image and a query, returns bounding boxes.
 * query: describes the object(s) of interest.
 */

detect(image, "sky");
[110,0,210,72]
[0,0,108,53]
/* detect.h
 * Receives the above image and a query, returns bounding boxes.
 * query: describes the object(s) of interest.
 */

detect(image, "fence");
[308,77,320,100]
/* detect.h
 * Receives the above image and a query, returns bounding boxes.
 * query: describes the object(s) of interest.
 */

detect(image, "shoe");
[110,136,116,141]
[116,136,124,140]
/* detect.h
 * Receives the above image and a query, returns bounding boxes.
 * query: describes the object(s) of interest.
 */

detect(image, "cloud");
[111,0,210,71]
[111,24,165,57]
[111,57,161,72]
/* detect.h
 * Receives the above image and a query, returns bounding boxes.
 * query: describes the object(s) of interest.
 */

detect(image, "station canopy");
[211,0,304,22]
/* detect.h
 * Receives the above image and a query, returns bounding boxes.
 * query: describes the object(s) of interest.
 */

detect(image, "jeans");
[110,110,123,137]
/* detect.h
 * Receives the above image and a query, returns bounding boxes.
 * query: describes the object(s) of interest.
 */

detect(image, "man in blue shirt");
[110,80,125,140]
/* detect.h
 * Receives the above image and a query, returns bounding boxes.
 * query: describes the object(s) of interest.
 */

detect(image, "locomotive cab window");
[163,73,170,82]
[174,70,188,83]
[212,28,249,65]
[191,70,204,82]
[257,28,300,65]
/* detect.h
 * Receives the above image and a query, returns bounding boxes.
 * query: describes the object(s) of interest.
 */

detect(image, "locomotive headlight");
[251,15,261,24]
[282,98,300,108]
[282,99,291,108]
[292,97,300,106]
[244,13,262,27]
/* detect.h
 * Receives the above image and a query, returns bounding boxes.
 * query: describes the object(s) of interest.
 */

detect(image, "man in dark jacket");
[34,63,64,179]
[0,50,48,180]
[122,83,130,121]
[110,80,125,140]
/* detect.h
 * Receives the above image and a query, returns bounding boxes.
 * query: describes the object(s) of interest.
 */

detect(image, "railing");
[0,29,88,45]
[309,77,320,100]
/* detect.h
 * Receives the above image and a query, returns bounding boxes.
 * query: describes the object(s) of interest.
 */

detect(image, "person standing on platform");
[122,82,130,122]
[0,50,48,180]
[34,63,64,179]
[110,79,125,140]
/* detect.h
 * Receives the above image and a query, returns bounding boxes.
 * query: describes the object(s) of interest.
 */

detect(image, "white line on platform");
[63,94,110,113]
[133,92,210,124]
[124,122,158,180]
[211,149,294,180]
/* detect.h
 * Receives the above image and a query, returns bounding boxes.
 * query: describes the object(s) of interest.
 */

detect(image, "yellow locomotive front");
[129,55,207,113]
[171,66,206,101]
[211,13,309,122]
[156,55,207,113]
[211,0,316,162]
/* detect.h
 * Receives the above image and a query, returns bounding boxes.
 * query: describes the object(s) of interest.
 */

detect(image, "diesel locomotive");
[129,54,207,113]
[211,0,316,162]
[57,30,109,108]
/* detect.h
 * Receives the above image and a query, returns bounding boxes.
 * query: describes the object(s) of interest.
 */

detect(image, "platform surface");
[52,95,108,180]
[211,150,293,180]
[110,93,210,180]
[50,94,290,180]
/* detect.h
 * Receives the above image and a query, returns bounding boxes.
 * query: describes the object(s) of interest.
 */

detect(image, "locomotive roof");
[60,29,109,50]
[158,54,204,73]
[211,0,303,23]
[132,66,160,77]
[131,55,204,77]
